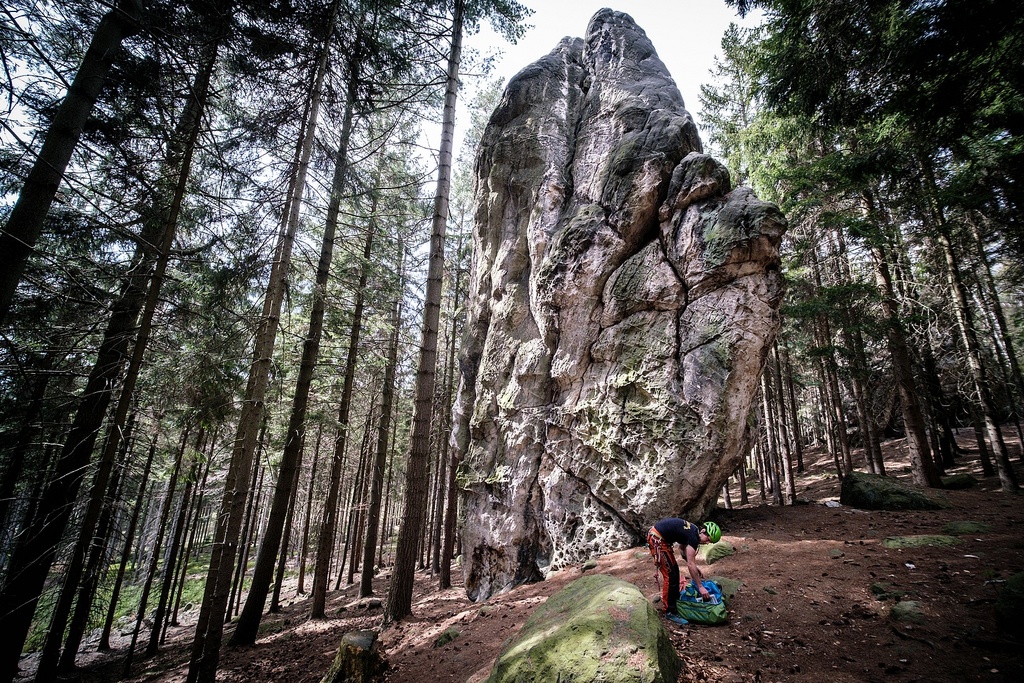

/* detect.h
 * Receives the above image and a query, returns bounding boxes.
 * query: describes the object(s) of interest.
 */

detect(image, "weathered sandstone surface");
[453,9,786,601]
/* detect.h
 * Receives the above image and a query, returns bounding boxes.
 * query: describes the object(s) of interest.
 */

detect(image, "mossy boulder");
[941,473,979,490]
[433,626,460,648]
[698,540,734,564]
[485,574,680,683]
[943,520,992,535]
[839,472,946,511]
[709,576,741,601]
[882,535,959,549]
[870,582,907,601]
[995,572,1024,641]
[889,600,925,623]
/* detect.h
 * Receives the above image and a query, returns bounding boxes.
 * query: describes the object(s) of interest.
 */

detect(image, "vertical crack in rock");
[454,8,786,601]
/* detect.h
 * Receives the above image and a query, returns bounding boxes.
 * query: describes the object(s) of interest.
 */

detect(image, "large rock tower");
[452,9,785,600]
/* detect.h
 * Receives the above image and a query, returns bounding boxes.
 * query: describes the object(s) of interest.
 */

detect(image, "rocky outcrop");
[453,9,785,601]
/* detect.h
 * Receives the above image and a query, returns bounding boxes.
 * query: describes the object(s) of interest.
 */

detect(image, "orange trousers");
[647,527,680,611]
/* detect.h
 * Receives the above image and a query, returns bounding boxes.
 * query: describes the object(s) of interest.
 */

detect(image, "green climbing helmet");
[702,521,722,543]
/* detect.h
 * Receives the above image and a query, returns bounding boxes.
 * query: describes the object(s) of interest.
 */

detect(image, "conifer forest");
[0,1,1021,682]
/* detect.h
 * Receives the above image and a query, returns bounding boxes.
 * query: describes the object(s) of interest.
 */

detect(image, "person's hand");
[698,585,711,601]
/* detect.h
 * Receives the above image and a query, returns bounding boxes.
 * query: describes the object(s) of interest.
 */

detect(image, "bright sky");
[464,0,763,133]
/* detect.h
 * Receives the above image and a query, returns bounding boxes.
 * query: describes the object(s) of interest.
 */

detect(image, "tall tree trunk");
[30,41,218,680]
[378,421,399,567]
[270,445,302,612]
[344,404,377,587]
[970,407,996,475]
[0,0,146,320]
[771,343,796,504]
[186,22,331,682]
[920,342,958,469]
[439,233,466,590]
[339,416,366,587]
[970,218,1024,419]
[737,449,749,505]
[0,353,53,542]
[54,418,134,672]
[862,191,942,487]
[779,341,805,473]
[146,445,201,655]
[760,374,783,505]
[360,273,404,597]
[918,160,1018,492]
[171,439,215,627]
[385,0,464,624]
[832,226,884,473]
[297,424,324,595]
[310,207,377,617]
[428,388,448,575]
[123,427,189,676]
[228,438,265,621]
[812,327,843,478]
[230,39,355,643]
[98,435,156,651]
[809,245,852,474]
[935,228,1018,491]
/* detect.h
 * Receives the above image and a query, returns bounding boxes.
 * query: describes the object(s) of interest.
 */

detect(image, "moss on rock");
[485,574,680,683]
[839,471,946,511]
[433,626,460,648]
[708,576,741,601]
[881,535,959,549]
[943,520,992,535]
[941,473,979,490]
[698,541,734,564]
[889,600,924,623]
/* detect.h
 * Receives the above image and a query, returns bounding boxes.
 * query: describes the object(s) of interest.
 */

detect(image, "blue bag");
[674,580,728,625]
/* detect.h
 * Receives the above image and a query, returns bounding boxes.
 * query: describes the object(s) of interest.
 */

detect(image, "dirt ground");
[21,428,1024,683]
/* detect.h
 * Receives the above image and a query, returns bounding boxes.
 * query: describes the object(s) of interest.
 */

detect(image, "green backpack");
[675,580,728,625]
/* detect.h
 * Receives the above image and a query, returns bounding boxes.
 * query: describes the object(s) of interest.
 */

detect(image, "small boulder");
[433,626,460,648]
[698,540,735,564]
[943,520,991,535]
[889,600,925,623]
[839,472,946,511]
[320,630,387,683]
[485,574,680,683]
[882,535,958,549]
[941,473,979,490]
[709,576,742,601]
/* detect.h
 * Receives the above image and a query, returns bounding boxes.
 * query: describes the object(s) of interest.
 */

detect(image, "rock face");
[484,574,680,683]
[453,9,786,601]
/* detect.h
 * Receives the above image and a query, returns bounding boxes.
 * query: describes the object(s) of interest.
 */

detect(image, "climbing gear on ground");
[675,580,728,625]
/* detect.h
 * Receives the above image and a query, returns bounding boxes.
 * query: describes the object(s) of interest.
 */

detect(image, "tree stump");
[320,630,387,683]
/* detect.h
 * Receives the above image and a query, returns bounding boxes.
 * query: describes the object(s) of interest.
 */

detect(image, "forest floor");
[19,428,1024,683]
